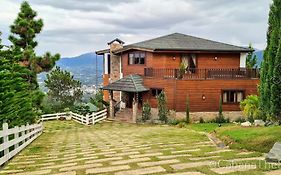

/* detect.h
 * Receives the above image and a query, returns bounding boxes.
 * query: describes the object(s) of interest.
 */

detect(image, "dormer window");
[128,52,145,65]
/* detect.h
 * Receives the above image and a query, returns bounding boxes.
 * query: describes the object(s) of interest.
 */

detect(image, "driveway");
[0,121,277,175]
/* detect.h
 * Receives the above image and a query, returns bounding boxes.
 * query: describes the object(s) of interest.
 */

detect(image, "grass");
[186,123,281,153]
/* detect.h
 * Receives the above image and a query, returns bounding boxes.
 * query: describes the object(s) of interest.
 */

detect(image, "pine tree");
[45,67,83,111]
[259,0,281,117]
[0,32,38,127]
[157,91,169,123]
[185,95,190,123]
[246,44,257,68]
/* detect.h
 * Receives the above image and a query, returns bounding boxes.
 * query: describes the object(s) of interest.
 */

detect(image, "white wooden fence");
[41,109,108,125]
[0,122,43,166]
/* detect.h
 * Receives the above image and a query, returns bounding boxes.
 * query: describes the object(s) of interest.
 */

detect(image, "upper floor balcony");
[144,68,259,80]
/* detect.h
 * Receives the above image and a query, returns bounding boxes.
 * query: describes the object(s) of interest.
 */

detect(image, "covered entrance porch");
[102,74,149,123]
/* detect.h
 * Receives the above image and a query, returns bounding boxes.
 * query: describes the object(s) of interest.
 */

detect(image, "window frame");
[128,51,146,66]
[221,89,245,104]
[150,88,163,98]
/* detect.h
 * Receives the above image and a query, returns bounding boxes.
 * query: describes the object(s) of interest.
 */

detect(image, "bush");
[168,118,181,125]
[213,95,229,123]
[240,95,262,121]
[157,91,169,123]
[178,62,186,79]
[199,117,205,123]
[235,117,246,123]
[142,102,151,122]
[186,95,190,124]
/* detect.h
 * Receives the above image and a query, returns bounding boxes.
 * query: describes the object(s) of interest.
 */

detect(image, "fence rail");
[41,109,108,125]
[0,122,43,166]
[144,68,259,80]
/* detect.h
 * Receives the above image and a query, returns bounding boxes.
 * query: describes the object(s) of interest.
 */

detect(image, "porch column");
[109,90,114,118]
[132,92,138,123]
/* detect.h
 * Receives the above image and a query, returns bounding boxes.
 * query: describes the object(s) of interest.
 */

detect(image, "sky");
[0,0,272,57]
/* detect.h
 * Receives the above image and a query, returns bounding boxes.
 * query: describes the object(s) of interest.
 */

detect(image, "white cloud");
[0,0,271,57]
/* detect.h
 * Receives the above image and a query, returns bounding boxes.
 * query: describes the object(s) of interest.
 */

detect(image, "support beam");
[132,93,138,123]
[109,90,114,118]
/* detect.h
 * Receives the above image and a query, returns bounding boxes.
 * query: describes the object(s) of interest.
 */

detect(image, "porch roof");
[102,74,149,92]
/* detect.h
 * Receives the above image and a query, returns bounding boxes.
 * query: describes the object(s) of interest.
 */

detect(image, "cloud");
[0,0,271,57]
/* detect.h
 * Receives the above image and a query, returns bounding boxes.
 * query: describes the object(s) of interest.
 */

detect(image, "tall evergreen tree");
[260,0,281,119]
[0,32,38,127]
[246,44,257,68]
[8,1,60,111]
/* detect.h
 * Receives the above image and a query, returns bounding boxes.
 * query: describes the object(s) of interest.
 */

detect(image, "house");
[96,33,259,122]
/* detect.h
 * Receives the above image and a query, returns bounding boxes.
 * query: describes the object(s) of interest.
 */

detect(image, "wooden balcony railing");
[144,68,259,80]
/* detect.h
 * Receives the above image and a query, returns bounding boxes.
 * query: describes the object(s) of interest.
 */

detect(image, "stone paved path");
[0,121,280,175]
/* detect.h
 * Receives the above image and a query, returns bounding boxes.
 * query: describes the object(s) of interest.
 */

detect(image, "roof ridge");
[130,74,138,91]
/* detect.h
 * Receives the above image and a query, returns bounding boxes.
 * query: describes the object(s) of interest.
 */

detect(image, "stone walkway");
[0,121,280,175]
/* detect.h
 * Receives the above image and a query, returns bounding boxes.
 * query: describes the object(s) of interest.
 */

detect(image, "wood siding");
[143,78,259,112]
[121,52,241,77]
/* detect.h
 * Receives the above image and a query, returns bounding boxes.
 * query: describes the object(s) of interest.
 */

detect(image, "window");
[128,52,145,65]
[222,90,244,103]
[151,88,163,97]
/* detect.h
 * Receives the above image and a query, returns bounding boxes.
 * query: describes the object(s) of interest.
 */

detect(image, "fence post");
[3,123,9,161]
[14,126,19,150]
[92,113,96,125]
[86,114,89,125]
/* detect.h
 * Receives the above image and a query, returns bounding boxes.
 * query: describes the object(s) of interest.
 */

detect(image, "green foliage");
[0,48,40,127]
[9,1,60,73]
[142,102,151,122]
[246,43,257,68]
[259,0,281,120]
[90,90,106,110]
[178,62,186,79]
[199,117,205,123]
[214,96,229,123]
[185,95,190,124]
[240,95,263,122]
[156,91,169,123]
[45,67,83,111]
[72,104,91,116]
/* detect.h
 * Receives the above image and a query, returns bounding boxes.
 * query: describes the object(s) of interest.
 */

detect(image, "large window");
[128,52,145,65]
[222,90,244,103]
[151,88,163,97]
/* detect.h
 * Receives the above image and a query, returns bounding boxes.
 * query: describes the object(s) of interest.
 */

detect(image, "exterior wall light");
[202,95,206,100]
[173,56,176,60]
[214,56,218,61]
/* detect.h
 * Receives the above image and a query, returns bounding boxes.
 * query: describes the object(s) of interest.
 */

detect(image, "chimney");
[108,38,124,52]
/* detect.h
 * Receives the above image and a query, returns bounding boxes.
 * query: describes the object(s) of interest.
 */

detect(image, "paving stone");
[165,172,206,175]
[86,165,130,174]
[189,156,220,161]
[40,163,77,169]
[115,166,166,175]
[104,151,140,157]
[171,149,200,154]
[171,161,215,170]
[9,161,35,165]
[138,159,180,167]
[225,157,264,162]
[205,149,232,154]
[85,156,123,164]
[265,170,281,175]
[59,163,102,171]
[63,156,99,163]
[0,169,24,174]
[129,152,162,158]
[52,171,76,175]
[157,154,191,159]
[111,157,151,165]
[13,169,51,175]
[266,142,281,162]
[210,165,256,174]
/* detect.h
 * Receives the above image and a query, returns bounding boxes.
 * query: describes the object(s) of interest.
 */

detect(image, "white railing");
[0,122,43,166]
[41,109,108,125]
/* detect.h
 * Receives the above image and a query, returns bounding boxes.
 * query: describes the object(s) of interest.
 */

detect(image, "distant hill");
[38,52,103,93]
[254,50,264,67]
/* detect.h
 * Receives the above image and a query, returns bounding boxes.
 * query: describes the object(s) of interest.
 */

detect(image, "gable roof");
[107,38,125,45]
[96,33,251,55]
[102,74,149,92]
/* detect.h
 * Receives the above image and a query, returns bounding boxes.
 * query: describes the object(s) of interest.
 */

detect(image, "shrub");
[142,102,151,122]
[178,62,186,79]
[214,95,228,123]
[240,95,262,121]
[235,117,246,123]
[168,118,180,125]
[186,95,190,124]
[199,117,205,123]
[157,91,169,123]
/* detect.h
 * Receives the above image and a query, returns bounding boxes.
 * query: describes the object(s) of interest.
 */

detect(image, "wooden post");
[3,123,9,160]
[132,93,138,123]
[109,90,114,118]
[14,126,19,150]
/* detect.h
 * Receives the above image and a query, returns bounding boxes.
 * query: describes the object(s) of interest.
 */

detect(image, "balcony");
[144,68,259,80]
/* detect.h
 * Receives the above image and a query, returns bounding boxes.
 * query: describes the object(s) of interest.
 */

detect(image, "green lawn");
[187,123,281,153]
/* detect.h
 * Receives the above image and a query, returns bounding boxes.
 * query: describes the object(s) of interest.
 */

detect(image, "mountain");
[254,50,264,67]
[38,52,103,94]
